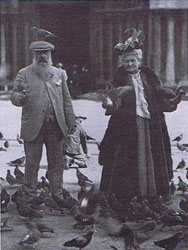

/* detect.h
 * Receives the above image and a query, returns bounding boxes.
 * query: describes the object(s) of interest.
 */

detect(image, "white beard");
[32,57,53,80]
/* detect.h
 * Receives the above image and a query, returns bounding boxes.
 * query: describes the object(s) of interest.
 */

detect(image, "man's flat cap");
[30,41,54,51]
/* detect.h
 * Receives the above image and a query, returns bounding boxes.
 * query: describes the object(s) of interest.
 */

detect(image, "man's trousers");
[22,120,64,202]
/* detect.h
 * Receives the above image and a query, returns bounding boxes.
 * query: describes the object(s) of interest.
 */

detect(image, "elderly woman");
[99,29,183,204]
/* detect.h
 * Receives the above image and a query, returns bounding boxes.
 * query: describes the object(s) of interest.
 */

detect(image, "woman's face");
[120,54,141,72]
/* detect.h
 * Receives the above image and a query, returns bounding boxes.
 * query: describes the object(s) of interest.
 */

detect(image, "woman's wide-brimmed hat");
[114,28,145,55]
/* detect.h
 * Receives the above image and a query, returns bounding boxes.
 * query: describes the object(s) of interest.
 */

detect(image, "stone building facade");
[0,0,188,90]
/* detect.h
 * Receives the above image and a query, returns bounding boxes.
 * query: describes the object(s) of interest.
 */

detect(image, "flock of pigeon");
[1,129,188,250]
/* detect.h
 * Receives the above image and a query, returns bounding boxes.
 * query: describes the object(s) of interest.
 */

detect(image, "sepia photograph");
[0,0,188,249]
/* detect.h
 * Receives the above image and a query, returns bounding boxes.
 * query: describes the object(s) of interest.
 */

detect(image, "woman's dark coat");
[99,65,176,202]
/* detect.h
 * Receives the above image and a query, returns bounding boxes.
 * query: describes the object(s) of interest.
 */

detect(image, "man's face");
[34,50,51,65]
[120,54,141,72]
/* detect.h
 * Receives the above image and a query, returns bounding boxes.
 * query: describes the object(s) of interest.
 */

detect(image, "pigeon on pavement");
[176,143,188,152]
[63,227,95,249]
[1,188,10,213]
[18,220,41,247]
[8,156,26,166]
[154,232,184,250]
[0,131,3,139]
[176,158,186,170]
[6,170,17,185]
[4,140,9,148]
[170,181,176,196]
[179,199,188,213]
[17,134,24,144]
[36,221,54,234]
[172,134,183,142]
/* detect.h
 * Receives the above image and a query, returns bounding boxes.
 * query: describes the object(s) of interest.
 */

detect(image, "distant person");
[63,116,90,169]
[79,66,91,94]
[69,64,81,98]
[56,62,68,82]
[10,41,76,208]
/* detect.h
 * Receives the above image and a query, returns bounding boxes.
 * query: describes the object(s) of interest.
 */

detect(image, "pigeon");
[4,140,9,148]
[179,211,188,226]
[186,167,188,180]
[119,225,139,250]
[154,232,184,250]
[78,186,87,200]
[71,205,95,226]
[31,27,57,40]
[76,168,92,186]
[63,227,95,249]
[14,166,24,184]
[176,143,188,152]
[17,134,24,144]
[38,176,50,191]
[6,170,17,185]
[14,165,24,178]
[18,231,41,247]
[8,156,26,166]
[30,191,46,209]
[7,201,19,216]
[170,181,176,196]
[134,218,157,244]
[0,131,3,139]
[110,247,119,250]
[62,188,78,209]
[0,147,6,151]
[36,221,54,234]
[0,177,8,186]
[160,212,184,228]
[16,198,43,218]
[1,216,14,232]
[18,220,41,247]
[43,190,64,212]
[1,188,10,213]
[176,158,186,170]
[172,134,183,142]
[11,188,24,204]
[177,176,188,194]
[174,87,186,104]
[179,199,188,213]
[79,184,96,214]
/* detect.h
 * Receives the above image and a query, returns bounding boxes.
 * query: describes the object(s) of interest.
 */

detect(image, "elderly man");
[10,41,76,208]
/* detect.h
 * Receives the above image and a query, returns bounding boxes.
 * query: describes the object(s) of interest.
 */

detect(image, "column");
[165,14,175,86]
[152,14,161,77]
[1,23,6,65]
[105,14,113,84]
[147,12,153,67]
[179,11,188,84]
[24,21,29,66]
[12,20,18,77]
[89,11,104,88]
